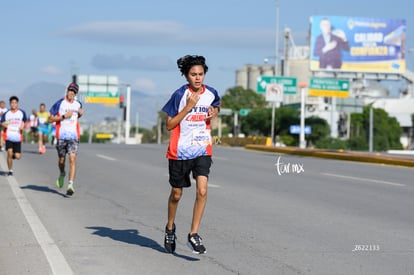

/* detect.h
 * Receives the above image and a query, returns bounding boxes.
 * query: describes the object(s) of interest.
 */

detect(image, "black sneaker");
[164,224,176,253]
[187,233,206,254]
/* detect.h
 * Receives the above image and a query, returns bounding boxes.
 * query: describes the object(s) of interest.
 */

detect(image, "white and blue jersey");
[162,84,221,160]
[49,98,82,141]
[1,109,27,142]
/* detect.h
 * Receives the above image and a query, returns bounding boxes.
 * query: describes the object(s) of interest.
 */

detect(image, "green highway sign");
[85,91,118,97]
[78,75,120,104]
[256,76,297,95]
[219,108,233,116]
[239,109,251,116]
[336,98,364,113]
[308,78,350,98]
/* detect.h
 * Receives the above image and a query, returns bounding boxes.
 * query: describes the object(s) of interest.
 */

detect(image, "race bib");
[8,121,20,133]
[191,129,212,146]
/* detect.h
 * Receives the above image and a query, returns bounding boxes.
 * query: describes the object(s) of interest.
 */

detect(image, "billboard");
[310,16,406,73]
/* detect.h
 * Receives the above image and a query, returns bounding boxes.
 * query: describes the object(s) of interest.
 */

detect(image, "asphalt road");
[1,143,413,275]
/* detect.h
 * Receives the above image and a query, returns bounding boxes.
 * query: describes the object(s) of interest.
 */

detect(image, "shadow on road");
[22,149,45,155]
[0,171,10,176]
[20,184,68,198]
[86,226,199,261]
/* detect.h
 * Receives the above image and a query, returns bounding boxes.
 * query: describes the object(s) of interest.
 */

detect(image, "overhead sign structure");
[308,77,350,98]
[336,98,364,113]
[310,16,406,73]
[78,75,120,105]
[256,76,297,97]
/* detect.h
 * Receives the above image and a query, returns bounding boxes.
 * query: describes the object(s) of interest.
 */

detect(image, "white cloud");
[60,20,274,48]
[91,54,175,71]
[41,65,63,75]
[133,78,157,91]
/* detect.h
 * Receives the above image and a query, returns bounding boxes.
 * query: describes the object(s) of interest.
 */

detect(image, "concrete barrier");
[245,145,414,168]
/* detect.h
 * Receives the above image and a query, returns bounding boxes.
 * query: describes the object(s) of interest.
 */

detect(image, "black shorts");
[168,156,212,188]
[5,140,21,153]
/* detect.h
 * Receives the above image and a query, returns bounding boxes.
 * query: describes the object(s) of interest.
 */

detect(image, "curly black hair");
[177,55,208,76]
[9,96,19,102]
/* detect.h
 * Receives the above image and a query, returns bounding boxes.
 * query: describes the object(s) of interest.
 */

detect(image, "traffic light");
[338,113,347,137]
[119,94,124,108]
[72,74,77,84]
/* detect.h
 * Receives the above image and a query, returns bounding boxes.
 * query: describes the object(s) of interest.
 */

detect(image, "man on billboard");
[313,17,350,69]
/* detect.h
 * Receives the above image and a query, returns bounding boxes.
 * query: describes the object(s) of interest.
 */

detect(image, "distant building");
[235,45,414,145]
[235,46,312,105]
[235,64,275,91]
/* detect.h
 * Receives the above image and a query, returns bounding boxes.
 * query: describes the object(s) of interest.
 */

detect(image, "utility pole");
[270,0,280,146]
[369,104,374,152]
[299,83,307,149]
[274,0,280,76]
[125,84,131,143]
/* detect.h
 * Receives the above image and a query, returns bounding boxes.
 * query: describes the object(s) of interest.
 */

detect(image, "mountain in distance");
[17,81,162,129]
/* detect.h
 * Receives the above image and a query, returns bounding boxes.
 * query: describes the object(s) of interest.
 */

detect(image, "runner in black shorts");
[0,96,28,176]
[162,55,221,254]
[168,156,212,188]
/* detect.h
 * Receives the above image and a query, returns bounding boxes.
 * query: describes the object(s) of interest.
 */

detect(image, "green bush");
[315,137,348,150]
[347,136,367,151]
[279,134,296,146]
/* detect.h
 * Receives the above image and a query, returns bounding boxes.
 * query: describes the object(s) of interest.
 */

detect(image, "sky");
[2,0,413,126]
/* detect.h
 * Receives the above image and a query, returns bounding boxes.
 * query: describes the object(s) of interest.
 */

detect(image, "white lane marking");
[96,154,117,161]
[0,156,74,275]
[322,173,406,187]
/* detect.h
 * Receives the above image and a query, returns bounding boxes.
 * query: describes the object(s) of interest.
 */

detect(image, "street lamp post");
[264,56,279,146]
[263,58,278,146]
[270,102,276,145]
[365,97,378,153]
[369,104,374,152]
[135,112,139,136]
[299,83,307,149]
[125,84,131,143]
[274,0,280,75]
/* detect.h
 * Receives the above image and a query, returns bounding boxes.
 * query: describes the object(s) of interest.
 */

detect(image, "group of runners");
[1,55,221,254]
[1,82,84,196]
[0,100,56,154]
[28,103,57,154]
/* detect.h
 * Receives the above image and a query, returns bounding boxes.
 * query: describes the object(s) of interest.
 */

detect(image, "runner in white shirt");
[0,96,28,176]
[49,83,84,196]
[162,55,220,254]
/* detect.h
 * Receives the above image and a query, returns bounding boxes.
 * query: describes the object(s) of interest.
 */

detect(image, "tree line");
[85,85,407,151]
[219,86,404,151]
